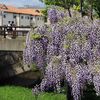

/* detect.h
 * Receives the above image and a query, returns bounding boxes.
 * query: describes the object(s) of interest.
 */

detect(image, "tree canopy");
[40,0,100,18]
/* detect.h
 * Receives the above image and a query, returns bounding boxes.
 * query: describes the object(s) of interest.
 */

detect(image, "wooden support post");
[15,27,16,37]
[4,27,6,38]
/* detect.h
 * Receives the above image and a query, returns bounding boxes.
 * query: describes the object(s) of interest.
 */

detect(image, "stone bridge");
[0,36,32,80]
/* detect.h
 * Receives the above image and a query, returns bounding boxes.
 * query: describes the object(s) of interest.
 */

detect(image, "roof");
[18,8,42,16]
[0,4,42,16]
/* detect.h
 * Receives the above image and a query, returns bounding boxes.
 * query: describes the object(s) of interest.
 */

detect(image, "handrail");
[0,26,31,28]
[0,26,31,38]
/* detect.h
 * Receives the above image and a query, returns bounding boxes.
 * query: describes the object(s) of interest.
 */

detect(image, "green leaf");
[31,34,42,40]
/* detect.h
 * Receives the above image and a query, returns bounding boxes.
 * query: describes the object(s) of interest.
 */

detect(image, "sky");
[0,0,45,7]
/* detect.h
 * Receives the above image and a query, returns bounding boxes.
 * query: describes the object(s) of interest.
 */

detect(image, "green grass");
[0,86,66,100]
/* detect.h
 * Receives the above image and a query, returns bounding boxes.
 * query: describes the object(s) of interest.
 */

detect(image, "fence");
[0,26,31,38]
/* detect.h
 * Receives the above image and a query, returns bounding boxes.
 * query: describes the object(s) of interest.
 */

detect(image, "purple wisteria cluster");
[48,6,66,24]
[23,6,100,100]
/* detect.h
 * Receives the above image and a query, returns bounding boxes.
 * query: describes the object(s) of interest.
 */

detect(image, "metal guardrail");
[0,26,31,38]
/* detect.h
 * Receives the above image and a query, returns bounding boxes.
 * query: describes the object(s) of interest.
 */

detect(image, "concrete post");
[0,10,3,26]
[16,14,20,26]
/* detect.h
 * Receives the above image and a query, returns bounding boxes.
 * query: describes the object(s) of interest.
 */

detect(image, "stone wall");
[0,51,31,79]
[0,37,26,51]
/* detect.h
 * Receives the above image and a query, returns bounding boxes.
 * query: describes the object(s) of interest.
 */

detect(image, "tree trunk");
[67,7,72,17]
[64,0,72,17]
[65,79,73,100]
[67,83,73,100]
[80,0,83,17]
[90,0,93,20]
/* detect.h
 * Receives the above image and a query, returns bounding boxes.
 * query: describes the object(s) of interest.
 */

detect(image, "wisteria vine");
[23,6,100,100]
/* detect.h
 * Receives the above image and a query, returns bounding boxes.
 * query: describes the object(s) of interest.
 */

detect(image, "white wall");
[16,14,20,26]
[20,14,30,26]
[34,16,44,26]
[28,15,44,26]
[0,14,3,26]
[2,12,44,26]
[3,12,14,25]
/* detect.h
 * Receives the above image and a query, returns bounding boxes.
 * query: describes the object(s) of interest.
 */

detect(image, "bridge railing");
[0,26,31,38]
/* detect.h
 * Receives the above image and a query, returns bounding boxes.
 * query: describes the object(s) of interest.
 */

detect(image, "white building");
[0,4,44,26]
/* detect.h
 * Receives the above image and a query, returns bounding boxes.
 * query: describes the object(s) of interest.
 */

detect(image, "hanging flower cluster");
[23,6,100,100]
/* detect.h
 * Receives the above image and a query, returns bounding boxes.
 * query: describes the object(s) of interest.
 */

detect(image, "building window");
[30,17,33,20]
[27,16,29,19]
[21,16,24,19]
[37,17,39,20]
[13,15,16,19]
[3,15,6,18]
